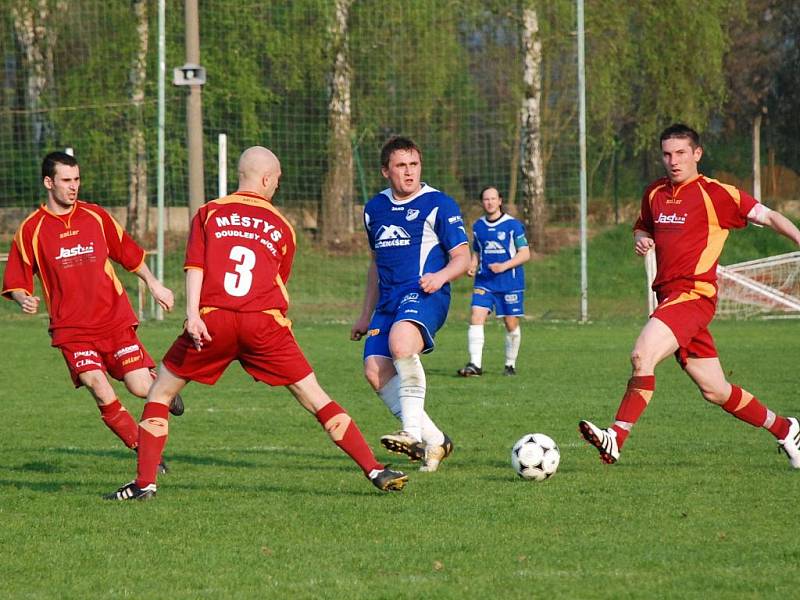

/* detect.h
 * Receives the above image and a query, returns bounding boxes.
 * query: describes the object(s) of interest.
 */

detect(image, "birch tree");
[321,0,354,244]
[11,0,65,150]
[519,2,545,252]
[127,0,149,240]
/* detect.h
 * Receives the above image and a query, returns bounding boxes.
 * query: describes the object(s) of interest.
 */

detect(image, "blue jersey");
[364,184,468,311]
[473,213,528,292]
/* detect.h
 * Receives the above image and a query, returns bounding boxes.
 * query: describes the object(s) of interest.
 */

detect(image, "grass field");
[2,314,799,599]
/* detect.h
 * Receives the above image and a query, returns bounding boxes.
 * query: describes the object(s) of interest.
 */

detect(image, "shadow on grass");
[7,461,65,473]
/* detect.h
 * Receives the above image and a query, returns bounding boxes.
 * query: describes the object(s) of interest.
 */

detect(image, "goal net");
[644,250,800,319]
[716,251,800,319]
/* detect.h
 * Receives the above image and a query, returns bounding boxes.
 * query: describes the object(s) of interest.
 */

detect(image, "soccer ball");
[511,433,560,481]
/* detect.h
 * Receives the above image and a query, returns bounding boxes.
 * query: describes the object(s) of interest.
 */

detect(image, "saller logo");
[655,212,687,224]
[375,225,411,248]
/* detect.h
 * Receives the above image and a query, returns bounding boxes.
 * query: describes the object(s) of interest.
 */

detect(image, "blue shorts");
[364,290,451,359]
[471,288,525,317]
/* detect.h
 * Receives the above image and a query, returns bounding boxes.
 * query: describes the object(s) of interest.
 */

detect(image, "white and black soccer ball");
[511,433,560,481]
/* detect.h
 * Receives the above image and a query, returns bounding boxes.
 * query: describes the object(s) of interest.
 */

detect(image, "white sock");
[377,375,444,446]
[393,355,426,443]
[377,375,403,419]
[505,326,521,367]
[468,324,484,368]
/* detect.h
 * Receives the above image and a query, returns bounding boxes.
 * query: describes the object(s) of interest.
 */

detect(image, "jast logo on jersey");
[113,344,141,360]
[374,225,411,248]
[483,240,506,254]
[655,212,688,225]
[56,242,94,260]
[406,209,419,221]
[215,213,283,242]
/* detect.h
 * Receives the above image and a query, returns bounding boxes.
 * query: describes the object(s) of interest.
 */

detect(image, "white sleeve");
[747,203,771,227]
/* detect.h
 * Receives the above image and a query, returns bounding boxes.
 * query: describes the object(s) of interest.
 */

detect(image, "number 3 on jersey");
[224,245,256,297]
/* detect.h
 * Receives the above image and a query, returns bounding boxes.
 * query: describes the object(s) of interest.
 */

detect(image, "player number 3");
[224,245,256,297]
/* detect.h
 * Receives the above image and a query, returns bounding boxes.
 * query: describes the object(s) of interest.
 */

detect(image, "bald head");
[237,146,281,199]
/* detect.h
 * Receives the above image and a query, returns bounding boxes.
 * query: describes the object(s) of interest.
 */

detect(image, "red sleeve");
[707,181,757,230]
[184,206,207,271]
[1,225,36,299]
[633,181,658,236]
[92,206,146,271]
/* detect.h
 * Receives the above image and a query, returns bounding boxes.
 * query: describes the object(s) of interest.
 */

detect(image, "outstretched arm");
[135,262,175,312]
[760,209,800,246]
[351,255,379,341]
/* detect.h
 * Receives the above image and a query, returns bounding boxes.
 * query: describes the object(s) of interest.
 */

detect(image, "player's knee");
[699,386,726,405]
[125,379,150,399]
[363,365,382,391]
[629,348,653,373]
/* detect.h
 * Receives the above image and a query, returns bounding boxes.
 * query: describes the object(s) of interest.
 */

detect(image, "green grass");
[2,316,800,599]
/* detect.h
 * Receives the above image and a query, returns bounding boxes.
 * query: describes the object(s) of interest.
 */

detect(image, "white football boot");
[778,417,800,469]
[579,420,620,464]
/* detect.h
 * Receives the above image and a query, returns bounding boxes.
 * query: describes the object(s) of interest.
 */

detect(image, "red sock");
[315,401,382,476]
[98,399,138,449]
[722,385,790,439]
[611,376,655,449]
[135,402,170,487]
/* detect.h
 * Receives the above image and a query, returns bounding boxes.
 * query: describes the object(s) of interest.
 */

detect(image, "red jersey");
[185,191,296,314]
[635,174,758,299]
[2,200,145,345]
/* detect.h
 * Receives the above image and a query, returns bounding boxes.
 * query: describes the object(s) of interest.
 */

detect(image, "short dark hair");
[380,136,422,169]
[479,185,503,201]
[42,151,78,180]
[659,123,701,149]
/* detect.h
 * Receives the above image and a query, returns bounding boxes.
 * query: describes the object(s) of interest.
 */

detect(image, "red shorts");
[58,326,156,387]
[652,290,718,368]
[162,309,313,386]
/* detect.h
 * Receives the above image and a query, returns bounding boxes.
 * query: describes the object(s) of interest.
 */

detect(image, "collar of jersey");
[234,190,270,202]
[381,183,437,204]
[482,212,511,226]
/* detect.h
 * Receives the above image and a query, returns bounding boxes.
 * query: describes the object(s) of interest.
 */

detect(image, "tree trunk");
[11,0,64,150]
[320,0,355,245]
[519,4,545,253]
[507,116,521,208]
[127,0,149,241]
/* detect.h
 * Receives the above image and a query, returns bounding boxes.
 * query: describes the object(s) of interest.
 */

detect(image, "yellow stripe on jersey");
[14,210,42,266]
[647,182,668,207]
[31,217,49,302]
[264,308,292,329]
[658,281,716,310]
[104,259,125,295]
[80,205,110,245]
[274,274,289,305]
[694,187,729,276]
[703,177,743,208]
